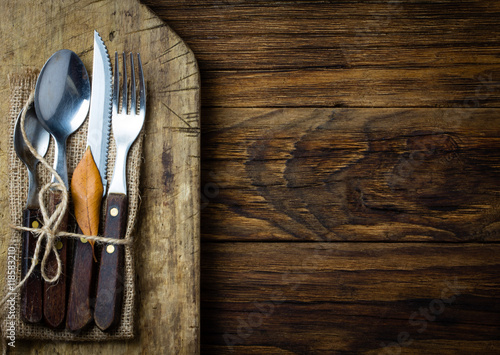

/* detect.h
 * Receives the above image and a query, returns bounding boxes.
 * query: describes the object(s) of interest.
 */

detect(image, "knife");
[66,30,112,332]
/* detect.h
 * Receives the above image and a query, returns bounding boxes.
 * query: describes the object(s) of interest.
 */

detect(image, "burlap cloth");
[2,70,143,340]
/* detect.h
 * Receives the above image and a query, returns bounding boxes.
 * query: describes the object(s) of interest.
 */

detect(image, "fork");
[94,52,145,331]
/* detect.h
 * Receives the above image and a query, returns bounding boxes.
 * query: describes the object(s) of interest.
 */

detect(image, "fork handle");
[43,191,69,329]
[94,193,128,331]
[21,208,43,324]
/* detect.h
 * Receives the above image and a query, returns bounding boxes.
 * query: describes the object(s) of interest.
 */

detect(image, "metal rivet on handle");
[110,207,119,217]
[106,245,115,254]
[56,241,63,250]
[32,220,39,228]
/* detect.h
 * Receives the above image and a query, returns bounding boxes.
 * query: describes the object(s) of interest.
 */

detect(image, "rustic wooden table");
[141,0,500,354]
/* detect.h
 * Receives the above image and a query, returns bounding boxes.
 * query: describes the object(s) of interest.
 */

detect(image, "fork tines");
[113,52,145,117]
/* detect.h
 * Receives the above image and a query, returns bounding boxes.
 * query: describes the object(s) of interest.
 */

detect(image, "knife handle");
[20,208,43,324]
[94,193,128,331]
[66,225,95,332]
[43,191,69,329]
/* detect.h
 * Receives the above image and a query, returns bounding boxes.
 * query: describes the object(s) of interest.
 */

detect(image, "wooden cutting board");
[0,0,200,353]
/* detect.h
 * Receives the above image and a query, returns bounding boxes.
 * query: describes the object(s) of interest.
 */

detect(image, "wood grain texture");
[0,0,200,353]
[95,193,128,331]
[201,108,500,242]
[43,192,69,329]
[143,0,500,71]
[201,243,500,354]
[1,0,498,354]
[139,1,500,354]
[66,226,95,332]
[20,209,43,324]
[143,0,500,108]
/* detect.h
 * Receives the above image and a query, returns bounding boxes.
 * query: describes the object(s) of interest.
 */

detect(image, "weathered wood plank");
[141,0,500,107]
[0,0,200,353]
[200,67,500,107]
[201,242,500,354]
[142,0,500,71]
[201,108,500,242]
[142,2,500,354]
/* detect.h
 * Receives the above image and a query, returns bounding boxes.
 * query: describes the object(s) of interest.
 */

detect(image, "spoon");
[13,106,50,324]
[35,49,90,188]
[34,49,90,328]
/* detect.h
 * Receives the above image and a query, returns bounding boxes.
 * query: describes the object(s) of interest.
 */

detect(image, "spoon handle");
[52,138,70,188]
[20,208,43,324]
[43,191,69,329]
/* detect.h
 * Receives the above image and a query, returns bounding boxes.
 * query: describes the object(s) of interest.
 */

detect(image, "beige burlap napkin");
[2,70,143,340]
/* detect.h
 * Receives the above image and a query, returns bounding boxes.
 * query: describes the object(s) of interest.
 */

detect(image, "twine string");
[1,91,131,307]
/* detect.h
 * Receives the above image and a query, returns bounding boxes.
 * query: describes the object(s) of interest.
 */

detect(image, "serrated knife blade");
[87,30,112,193]
[66,30,113,332]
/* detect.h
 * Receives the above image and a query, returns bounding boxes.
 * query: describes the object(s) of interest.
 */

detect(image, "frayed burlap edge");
[2,69,142,341]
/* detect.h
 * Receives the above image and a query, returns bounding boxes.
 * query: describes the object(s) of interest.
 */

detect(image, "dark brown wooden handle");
[94,193,128,331]
[43,191,69,329]
[20,208,43,324]
[66,225,95,332]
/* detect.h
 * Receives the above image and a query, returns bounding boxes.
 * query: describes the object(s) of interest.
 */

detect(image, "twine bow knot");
[11,92,71,287]
[25,180,68,284]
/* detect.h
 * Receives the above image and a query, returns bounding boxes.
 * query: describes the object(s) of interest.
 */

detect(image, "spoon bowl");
[34,49,90,188]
